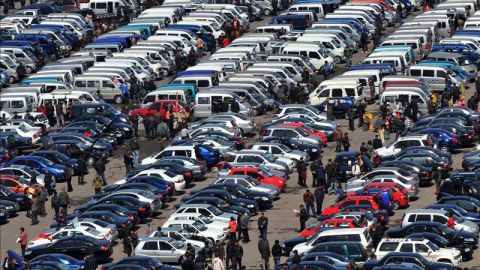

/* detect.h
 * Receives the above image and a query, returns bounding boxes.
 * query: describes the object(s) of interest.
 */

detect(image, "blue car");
[30,254,85,270]
[4,156,70,181]
[315,97,356,119]
[415,128,461,152]
[426,204,480,226]
[334,151,374,180]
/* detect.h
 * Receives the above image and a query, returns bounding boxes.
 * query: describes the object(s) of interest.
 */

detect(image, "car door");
[414,243,430,258]
[140,240,159,259]
[159,240,177,262]
[399,243,413,253]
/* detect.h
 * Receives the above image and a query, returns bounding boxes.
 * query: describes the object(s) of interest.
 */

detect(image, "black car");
[101,182,169,205]
[437,196,480,214]
[405,232,473,260]
[437,179,480,200]
[126,176,175,198]
[201,183,273,209]
[72,116,133,140]
[48,132,113,155]
[25,235,112,263]
[88,195,152,220]
[182,196,251,216]
[188,189,258,214]
[0,199,19,216]
[428,123,475,146]
[60,126,117,149]
[396,153,450,174]
[192,131,244,150]
[71,204,139,225]
[363,252,456,270]
[47,140,108,166]
[386,221,478,246]
[259,137,322,159]
[71,104,130,125]
[0,185,29,210]
[67,120,126,144]
[30,150,85,176]
[103,255,179,270]
[0,205,9,223]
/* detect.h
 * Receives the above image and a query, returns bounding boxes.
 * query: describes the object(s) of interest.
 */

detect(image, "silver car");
[134,237,198,263]
[251,142,310,162]
[211,112,256,134]
[215,175,280,198]
[188,123,243,138]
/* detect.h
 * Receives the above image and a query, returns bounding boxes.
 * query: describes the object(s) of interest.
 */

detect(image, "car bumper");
[407,189,419,198]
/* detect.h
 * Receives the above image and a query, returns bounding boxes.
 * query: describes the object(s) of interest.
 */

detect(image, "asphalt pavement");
[2,8,480,270]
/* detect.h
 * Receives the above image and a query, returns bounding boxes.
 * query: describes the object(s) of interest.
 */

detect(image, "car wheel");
[26,66,33,74]
[440,145,449,152]
[87,157,95,167]
[334,56,341,64]
[114,95,123,104]
[8,77,15,84]
[264,9,271,16]
[392,201,400,210]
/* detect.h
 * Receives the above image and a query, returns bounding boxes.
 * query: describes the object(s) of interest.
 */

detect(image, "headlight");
[6,206,12,209]
[122,127,129,131]
[261,197,269,201]
[120,118,127,123]
[465,238,475,242]
[247,204,255,208]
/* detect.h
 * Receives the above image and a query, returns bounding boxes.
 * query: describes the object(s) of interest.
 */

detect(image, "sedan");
[214,176,280,198]
[103,255,179,270]
[134,237,198,263]
[29,254,85,270]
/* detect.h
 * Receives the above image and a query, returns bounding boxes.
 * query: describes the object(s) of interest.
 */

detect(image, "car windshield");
[85,227,101,236]
[277,144,291,152]
[426,241,439,251]
[193,221,207,231]
[197,215,213,224]
[207,205,222,216]
[168,239,185,249]
[258,166,273,177]
[261,153,277,163]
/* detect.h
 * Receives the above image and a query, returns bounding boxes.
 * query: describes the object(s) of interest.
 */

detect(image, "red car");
[228,166,286,190]
[277,123,327,146]
[320,218,362,229]
[129,100,187,120]
[321,195,382,217]
[364,182,409,209]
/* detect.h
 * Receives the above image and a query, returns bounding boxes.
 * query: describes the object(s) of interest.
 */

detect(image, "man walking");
[77,154,86,185]
[334,127,343,152]
[130,138,140,166]
[58,187,70,215]
[18,227,27,257]
[320,61,331,81]
[314,185,325,216]
[360,29,369,53]
[257,212,268,240]
[258,236,270,270]
[315,162,326,189]
[303,189,315,217]
[31,193,39,225]
[348,107,355,131]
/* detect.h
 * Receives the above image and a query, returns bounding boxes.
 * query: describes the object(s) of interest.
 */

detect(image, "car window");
[379,242,399,252]
[415,214,431,222]
[159,241,172,250]
[415,244,429,253]
[399,243,413,252]
[432,215,447,223]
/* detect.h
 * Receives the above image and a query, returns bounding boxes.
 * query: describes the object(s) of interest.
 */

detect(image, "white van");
[309,82,365,105]
[73,75,125,104]
[1,91,39,108]
[297,35,345,63]
[0,95,33,113]
[414,16,454,38]
[255,24,293,35]
[380,90,430,115]
[142,89,193,108]
[38,92,89,107]
[343,69,383,95]
[288,3,324,19]
[362,55,406,75]
[281,43,335,71]
[381,38,424,61]
[154,29,196,44]
[193,91,252,118]
[408,65,461,91]
[84,0,129,16]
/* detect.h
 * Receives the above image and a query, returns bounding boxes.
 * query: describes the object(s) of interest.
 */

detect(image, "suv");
[401,209,479,234]
[141,144,222,167]
[304,241,370,268]
[226,150,293,173]
[375,238,462,266]
[375,135,437,157]
[274,104,328,119]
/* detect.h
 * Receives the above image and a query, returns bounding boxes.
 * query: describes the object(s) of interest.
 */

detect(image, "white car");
[161,219,227,243]
[28,226,109,248]
[115,169,185,191]
[13,112,50,131]
[375,134,435,157]
[167,213,229,233]
[376,238,462,266]
[251,142,309,163]
[68,218,118,241]
[0,124,41,144]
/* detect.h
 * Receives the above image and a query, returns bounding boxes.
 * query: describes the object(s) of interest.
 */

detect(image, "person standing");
[298,204,308,231]
[233,241,243,270]
[297,157,307,187]
[314,185,325,216]
[38,188,47,217]
[132,114,139,138]
[124,150,134,174]
[84,253,97,270]
[51,191,60,221]
[357,100,366,127]
[18,227,27,257]
[212,256,225,270]
[451,83,460,103]
[372,134,383,149]
[54,101,65,127]
[44,170,53,195]
[123,235,133,256]
[23,189,31,218]
[30,193,39,225]
[342,133,351,151]
[334,127,343,152]
[92,174,103,195]
[228,216,237,242]
[344,43,353,69]
[240,211,250,243]
[226,240,235,270]
[272,0,278,15]
[291,250,301,265]
[258,236,270,270]
[257,212,268,240]
[411,99,419,122]
[271,240,282,270]
[303,189,315,217]
[130,138,140,166]
[309,158,319,187]
[94,158,107,186]
[348,107,355,131]
[77,154,86,185]
[315,162,326,189]
[58,187,70,215]
[320,61,331,81]
[360,29,369,53]
[208,32,216,55]
[396,3,403,23]
[325,159,334,192]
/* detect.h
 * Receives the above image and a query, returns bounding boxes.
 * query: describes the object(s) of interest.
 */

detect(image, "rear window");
[379,242,399,251]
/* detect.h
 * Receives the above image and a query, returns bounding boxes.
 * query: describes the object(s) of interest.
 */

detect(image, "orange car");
[277,122,327,146]
[0,175,39,195]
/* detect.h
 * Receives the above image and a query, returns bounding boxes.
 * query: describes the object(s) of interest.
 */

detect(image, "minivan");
[0,96,33,113]
[380,90,430,115]
[304,241,370,268]
[408,64,462,91]
[73,75,125,104]
[309,82,365,105]
[142,88,193,108]
[170,70,220,91]
[281,43,335,71]
[193,91,252,118]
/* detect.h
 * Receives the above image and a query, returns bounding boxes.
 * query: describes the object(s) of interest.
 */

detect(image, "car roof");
[404,208,447,214]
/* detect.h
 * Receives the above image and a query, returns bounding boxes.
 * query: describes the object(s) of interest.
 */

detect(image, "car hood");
[283,236,308,248]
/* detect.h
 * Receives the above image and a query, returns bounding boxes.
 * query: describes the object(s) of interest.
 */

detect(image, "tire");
[264,9,271,16]
[440,145,449,152]
[26,66,33,74]
[334,56,341,64]
[8,77,15,84]
[114,95,123,104]
[86,157,95,167]
[392,201,400,210]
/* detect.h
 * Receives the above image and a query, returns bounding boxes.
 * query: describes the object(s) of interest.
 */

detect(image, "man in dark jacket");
[298,204,308,231]
[271,240,282,269]
[233,241,243,270]
[84,253,97,270]
[313,185,325,216]
[257,212,268,240]
[130,138,140,166]
[291,250,301,265]
[77,154,86,185]
[315,163,326,189]
[372,134,383,149]
[348,107,355,131]
[258,236,270,270]
[309,158,319,187]
[93,158,107,186]
[226,240,235,270]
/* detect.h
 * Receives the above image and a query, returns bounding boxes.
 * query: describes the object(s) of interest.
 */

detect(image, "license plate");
[465,248,471,252]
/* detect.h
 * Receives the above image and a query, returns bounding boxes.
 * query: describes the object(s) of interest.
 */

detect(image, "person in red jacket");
[447,212,455,229]
[228,216,237,242]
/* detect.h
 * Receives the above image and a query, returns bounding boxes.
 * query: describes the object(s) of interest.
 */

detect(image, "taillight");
[443,163,449,168]
[100,246,109,251]
[380,216,385,222]
[452,137,458,143]
[424,43,430,49]
[138,207,146,212]
[184,171,192,177]
[236,139,243,144]
[468,134,474,138]
[425,171,431,177]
